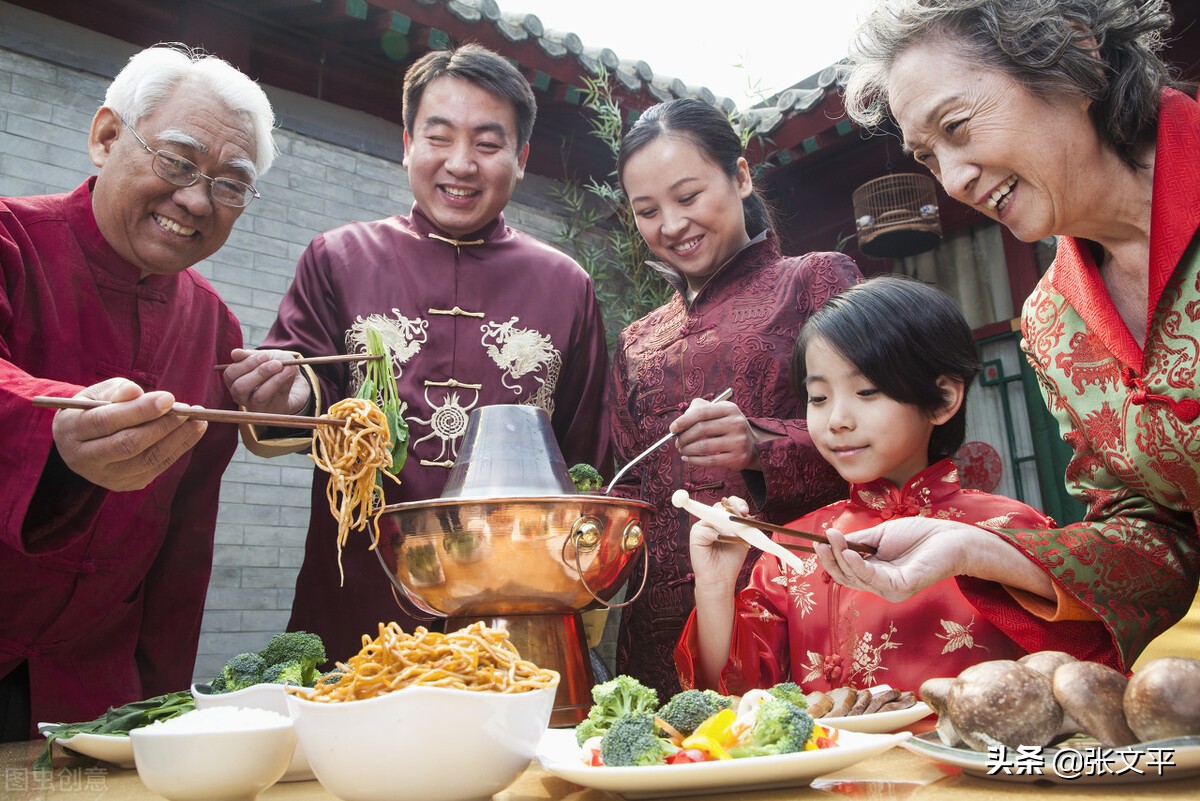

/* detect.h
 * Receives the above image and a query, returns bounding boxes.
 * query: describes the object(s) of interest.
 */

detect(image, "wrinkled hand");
[220,348,311,415]
[672,397,759,470]
[814,518,984,602]
[689,495,752,596]
[52,378,207,492]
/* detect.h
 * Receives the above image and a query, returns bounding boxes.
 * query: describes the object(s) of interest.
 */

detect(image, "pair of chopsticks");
[725,513,877,556]
[31,396,341,430]
[671,489,877,557]
[715,533,814,554]
[212,353,381,371]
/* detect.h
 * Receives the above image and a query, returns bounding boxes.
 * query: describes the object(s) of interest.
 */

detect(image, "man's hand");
[672,397,760,471]
[220,348,311,415]
[52,378,207,491]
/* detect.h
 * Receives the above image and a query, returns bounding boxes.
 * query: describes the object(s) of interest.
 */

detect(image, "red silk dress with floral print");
[674,460,1114,695]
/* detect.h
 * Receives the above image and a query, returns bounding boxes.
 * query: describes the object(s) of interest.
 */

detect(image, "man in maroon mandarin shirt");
[221,44,611,665]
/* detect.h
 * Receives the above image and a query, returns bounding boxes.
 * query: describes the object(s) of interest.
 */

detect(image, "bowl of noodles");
[285,621,558,801]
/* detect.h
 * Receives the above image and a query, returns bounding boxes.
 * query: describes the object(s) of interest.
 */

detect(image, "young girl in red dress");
[676,275,1114,695]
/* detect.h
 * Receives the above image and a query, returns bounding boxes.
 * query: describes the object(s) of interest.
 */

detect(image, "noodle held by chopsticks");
[301,622,559,702]
[310,397,401,584]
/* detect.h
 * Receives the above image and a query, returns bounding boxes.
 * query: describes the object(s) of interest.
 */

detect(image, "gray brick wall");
[0,5,624,685]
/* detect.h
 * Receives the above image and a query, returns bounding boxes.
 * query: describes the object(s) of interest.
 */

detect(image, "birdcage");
[852,173,942,258]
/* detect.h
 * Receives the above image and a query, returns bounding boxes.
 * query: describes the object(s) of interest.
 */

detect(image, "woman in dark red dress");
[609,99,861,699]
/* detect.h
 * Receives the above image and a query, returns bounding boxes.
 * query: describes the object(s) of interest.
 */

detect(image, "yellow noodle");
[310,397,401,585]
[299,622,559,702]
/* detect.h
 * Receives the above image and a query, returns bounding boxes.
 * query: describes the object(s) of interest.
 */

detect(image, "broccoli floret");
[219,652,267,693]
[767,681,808,710]
[729,696,815,758]
[599,712,673,767]
[258,631,327,687]
[657,689,732,737]
[575,674,659,745]
[260,662,307,686]
[568,463,604,493]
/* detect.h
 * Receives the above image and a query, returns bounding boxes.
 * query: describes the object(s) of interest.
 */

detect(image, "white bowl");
[191,683,313,781]
[130,710,295,801]
[286,681,558,801]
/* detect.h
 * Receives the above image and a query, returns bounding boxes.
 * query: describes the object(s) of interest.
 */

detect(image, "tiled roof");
[434,0,743,114]
[438,0,853,153]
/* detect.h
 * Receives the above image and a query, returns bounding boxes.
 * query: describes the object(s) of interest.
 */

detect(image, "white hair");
[102,43,278,178]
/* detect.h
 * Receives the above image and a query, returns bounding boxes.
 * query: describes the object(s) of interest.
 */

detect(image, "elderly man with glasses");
[0,43,276,740]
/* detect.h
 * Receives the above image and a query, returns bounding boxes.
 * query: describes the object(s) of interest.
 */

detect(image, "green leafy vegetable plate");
[38,725,135,769]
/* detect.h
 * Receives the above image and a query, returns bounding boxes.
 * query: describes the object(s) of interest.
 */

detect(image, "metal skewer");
[604,387,734,494]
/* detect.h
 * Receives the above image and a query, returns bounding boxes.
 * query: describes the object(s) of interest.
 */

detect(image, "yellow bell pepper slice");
[680,708,738,760]
[679,734,731,760]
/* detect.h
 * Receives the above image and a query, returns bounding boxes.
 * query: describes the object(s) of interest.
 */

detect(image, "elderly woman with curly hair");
[817,0,1200,671]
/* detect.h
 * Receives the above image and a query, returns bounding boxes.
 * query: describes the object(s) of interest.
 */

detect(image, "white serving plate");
[536,726,911,799]
[817,701,933,733]
[902,731,1200,784]
[40,729,135,769]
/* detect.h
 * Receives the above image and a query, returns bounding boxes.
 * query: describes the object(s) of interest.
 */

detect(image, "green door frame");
[977,330,1086,525]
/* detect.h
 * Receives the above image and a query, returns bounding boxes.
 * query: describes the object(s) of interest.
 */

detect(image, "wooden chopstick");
[716,533,814,554]
[32,396,342,429]
[727,514,878,555]
[212,353,382,371]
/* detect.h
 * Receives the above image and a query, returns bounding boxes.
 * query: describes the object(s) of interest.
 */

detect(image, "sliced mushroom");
[946,660,1063,750]
[804,691,833,719]
[1051,660,1137,746]
[849,688,873,716]
[877,690,918,713]
[919,676,962,747]
[825,686,857,717]
[1125,656,1200,741]
[865,688,901,714]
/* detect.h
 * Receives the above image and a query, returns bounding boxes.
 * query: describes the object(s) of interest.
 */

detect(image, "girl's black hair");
[616,98,775,238]
[791,274,982,462]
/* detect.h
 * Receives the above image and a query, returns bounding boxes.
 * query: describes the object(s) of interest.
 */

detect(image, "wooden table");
[5,737,1198,800]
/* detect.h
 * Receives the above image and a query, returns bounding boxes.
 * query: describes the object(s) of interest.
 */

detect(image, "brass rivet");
[622,522,644,551]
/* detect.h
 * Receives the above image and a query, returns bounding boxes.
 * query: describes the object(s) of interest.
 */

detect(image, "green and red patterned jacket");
[994,88,1200,670]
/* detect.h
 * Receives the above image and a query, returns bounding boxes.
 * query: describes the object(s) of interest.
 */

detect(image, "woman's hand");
[672,397,760,470]
[814,518,1055,601]
[220,348,311,415]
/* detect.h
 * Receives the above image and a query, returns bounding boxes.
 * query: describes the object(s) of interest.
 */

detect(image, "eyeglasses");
[118,114,260,208]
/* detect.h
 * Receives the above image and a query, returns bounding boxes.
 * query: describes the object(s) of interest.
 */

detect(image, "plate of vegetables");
[535,676,911,798]
[37,691,196,771]
[37,631,327,775]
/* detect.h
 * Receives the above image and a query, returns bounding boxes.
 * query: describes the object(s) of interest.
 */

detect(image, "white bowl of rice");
[191,682,314,781]
[130,706,295,801]
[285,621,559,801]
